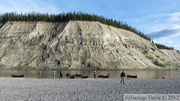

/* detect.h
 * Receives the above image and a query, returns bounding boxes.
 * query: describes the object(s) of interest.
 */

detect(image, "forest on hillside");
[0,12,174,50]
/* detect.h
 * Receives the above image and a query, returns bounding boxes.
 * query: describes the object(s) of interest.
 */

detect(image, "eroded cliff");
[0,21,180,69]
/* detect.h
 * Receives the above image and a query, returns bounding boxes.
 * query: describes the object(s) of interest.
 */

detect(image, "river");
[0,69,180,79]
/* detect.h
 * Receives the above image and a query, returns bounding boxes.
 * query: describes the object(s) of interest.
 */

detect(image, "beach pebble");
[0,78,180,101]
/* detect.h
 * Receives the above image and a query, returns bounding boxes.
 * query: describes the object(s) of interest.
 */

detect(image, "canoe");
[81,75,88,78]
[70,75,76,79]
[75,74,82,77]
[98,74,110,78]
[11,74,24,77]
[162,75,167,79]
[127,75,137,78]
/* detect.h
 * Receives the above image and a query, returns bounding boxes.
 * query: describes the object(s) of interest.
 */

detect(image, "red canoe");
[81,75,88,78]
[70,75,76,79]
[127,75,137,78]
[98,74,110,78]
[11,74,24,77]
[162,75,167,79]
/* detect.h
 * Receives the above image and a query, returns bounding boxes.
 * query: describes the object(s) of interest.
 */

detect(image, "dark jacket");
[120,72,125,77]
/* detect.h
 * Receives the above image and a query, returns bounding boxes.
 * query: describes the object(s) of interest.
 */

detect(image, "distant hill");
[0,21,180,69]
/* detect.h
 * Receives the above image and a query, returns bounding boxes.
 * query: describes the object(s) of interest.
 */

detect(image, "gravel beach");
[0,78,180,101]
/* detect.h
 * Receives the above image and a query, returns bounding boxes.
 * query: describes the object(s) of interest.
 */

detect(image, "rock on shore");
[0,78,180,101]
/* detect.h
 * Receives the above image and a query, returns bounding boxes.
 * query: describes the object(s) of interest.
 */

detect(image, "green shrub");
[156,55,160,58]
[146,54,154,60]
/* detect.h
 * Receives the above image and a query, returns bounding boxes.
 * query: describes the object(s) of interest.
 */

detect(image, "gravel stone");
[0,78,180,101]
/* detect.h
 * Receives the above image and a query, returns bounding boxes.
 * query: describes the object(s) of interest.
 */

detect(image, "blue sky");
[0,0,180,50]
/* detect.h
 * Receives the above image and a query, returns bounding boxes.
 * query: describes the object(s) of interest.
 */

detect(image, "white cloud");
[147,24,180,50]
[155,40,173,45]
[168,12,180,22]
[137,12,180,34]
[148,26,180,39]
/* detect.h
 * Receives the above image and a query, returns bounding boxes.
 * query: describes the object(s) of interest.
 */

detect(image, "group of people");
[40,69,167,83]
[94,69,126,84]
[93,69,101,78]
[42,69,126,84]
[39,69,126,83]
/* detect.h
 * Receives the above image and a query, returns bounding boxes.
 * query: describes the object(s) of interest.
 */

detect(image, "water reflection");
[0,69,180,79]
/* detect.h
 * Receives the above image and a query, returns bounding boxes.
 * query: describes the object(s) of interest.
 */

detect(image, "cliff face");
[0,21,180,69]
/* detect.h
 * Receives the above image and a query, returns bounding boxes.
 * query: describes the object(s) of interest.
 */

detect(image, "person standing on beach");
[59,69,63,78]
[94,69,97,78]
[39,70,42,78]
[53,70,56,78]
[120,71,126,84]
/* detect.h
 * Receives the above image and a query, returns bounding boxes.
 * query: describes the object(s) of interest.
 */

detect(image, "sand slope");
[0,21,180,69]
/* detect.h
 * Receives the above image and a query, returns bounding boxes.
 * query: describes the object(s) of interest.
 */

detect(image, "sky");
[0,0,180,50]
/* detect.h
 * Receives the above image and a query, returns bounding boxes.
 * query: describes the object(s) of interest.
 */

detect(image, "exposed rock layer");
[0,21,180,69]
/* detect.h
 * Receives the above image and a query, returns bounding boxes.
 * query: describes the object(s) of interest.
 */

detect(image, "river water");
[0,69,180,79]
